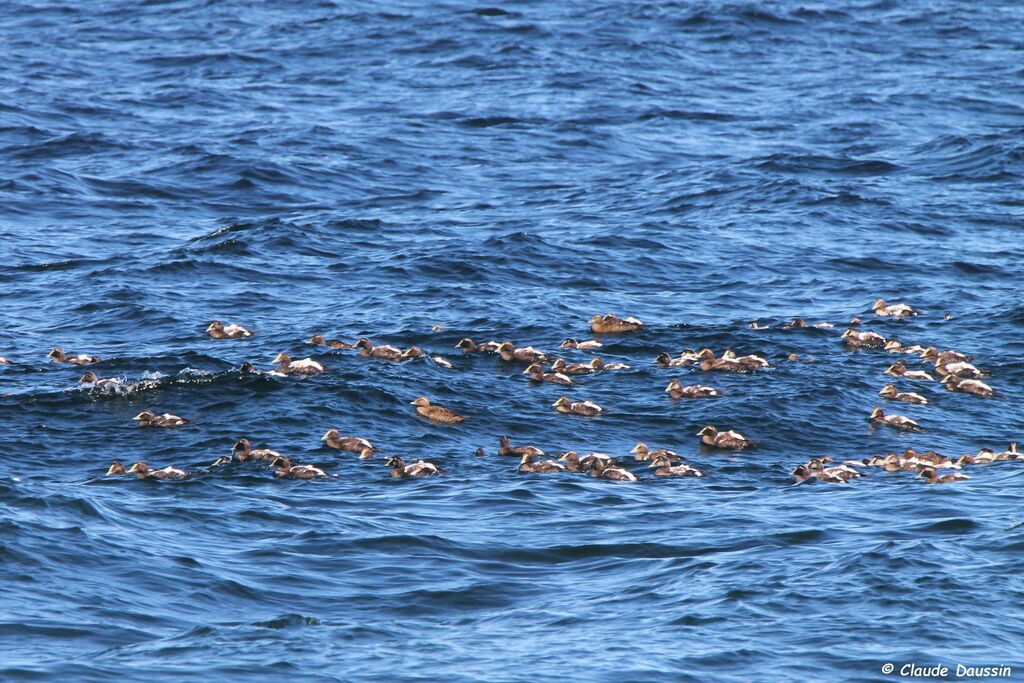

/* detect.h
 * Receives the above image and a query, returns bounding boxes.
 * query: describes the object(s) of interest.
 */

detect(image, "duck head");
[206,321,224,334]
[870,407,885,420]
[233,438,252,454]
[630,443,649,455]
[47,347,65,361]
[354,338,373,351]
[272,352,291,365]
[106,461,127,476]
[550,358,567,371]
[879,384,898,398]
[697,348,715,360]
[696,425,718,437]
[665,379,682,393]
[127,461,150,478]
[873,298,887,312]
[522,363,544,376]
[588,357,605,370]
[552,396,573,411]
[410,397,431,408]
[401,347,424,360]
[80,372,99,384]
[455,338,476,351]
[322,429,340,443]
[133,410,155,425]
[307,335,326,345]
[561,338,579,349]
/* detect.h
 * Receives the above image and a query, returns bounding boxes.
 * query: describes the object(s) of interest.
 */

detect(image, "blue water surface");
[2,1,1024,681]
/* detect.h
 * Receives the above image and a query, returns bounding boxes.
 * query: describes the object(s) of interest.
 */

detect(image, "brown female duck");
[498,435,545,458]
[206,321,254,339]
[307,334,353,349]
[869,407,922,431]
[354,338,403,361]
[665,379,720,399]
[411,396,466,423]
[133,410,189,428]
[47,347,100,365]
[322,429,373,454]
[589,314,644,334]
[552,396,605,416]
[879,384,928,405]
[697,425,756,450]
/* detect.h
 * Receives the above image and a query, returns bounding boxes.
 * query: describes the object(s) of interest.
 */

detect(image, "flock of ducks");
[5,309,1016,486]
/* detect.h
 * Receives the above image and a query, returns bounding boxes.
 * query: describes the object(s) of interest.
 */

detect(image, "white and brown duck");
[665,379,720,399]
[518,453,567,473]
[884,360,934,381]
[126,461,189,480]
[498,435,545,458]
[590,460,638,481]
[271,352,325,376]
[878,384,928,405]
[697,425,757,450]
[561,338,603,351]
[550,358,596,375]
[307,334,353,349]
[232,438,283,463]
[558,451,616,472]
[869,407,922,431]
[206,321,254,339]
[133,410,189,428]
[630,442,680,462]
[649,455,703,478]
[943,375,995,397]
[47,347,100,365]
[354,338,403,361]
[322,430,374,455]
[80,372,119,387]
[873,299,919,318]
[552,396,605,416]
[523,363,573,385]
[387,456,443,478]
[271,457,328,479]
[455,338,501,354]
[841,329,887,349]
[498,342,548,364]
[917,467,969,484]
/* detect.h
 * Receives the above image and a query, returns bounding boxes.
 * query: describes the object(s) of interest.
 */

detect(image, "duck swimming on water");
[873,299,919,318]
[869,407,922,431]
[307,334,353,349]
[561,338,602,350]
[206,321,254,339]
[354,338,403,361]
[387,456,443,478]
[523,363,573,385]
[552,396,605,416]
[133,410,189,428]
[411,397,466,423]
[322,429,373,454]
[48,347,100,365]
[944,375,995,397]
[697,425,757,450]
[879,384,928,405]
[665,379,720,399]
[127,461,189,480]
[589,314,643,334]
[271,353,325,376]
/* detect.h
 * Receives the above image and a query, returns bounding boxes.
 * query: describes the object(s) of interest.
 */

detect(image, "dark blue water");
[3,1,1024,681]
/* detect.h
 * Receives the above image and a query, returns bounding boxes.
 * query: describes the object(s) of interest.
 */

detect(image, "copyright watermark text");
[881,663,1013,679]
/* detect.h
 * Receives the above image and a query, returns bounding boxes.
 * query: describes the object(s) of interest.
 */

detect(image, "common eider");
[917,467,969,484]
[869,407,922,431]
[127,461,189,479]
[133,410,189,428]
[271,457,327,479]
[206,321,254,339]
[498,435,544,458]
[697,425,756,450]
[873,299,919,318]
[649,455,703,477]
[47,347,100,365]
[518,453,567,473]
[322,429,373,454]
[498,342,548,364]
[387,456,443,478]
[879,384,928,405]
[354,338,403,361]
[665,379,720,399]
[272,353,325,376]
[884,360,934,381]
[630,442,679,462]
[410,397,466,423]
[307,334,353,349]
[943,376,995,397]
[561,338,603,350]
[232,438,283,463]
[552,396,605,416]
[590,460,638,481]
[589,314,643,334]
[523,363,573,385]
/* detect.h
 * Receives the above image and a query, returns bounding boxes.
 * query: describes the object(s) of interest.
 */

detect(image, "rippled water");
[3,1,1024,681]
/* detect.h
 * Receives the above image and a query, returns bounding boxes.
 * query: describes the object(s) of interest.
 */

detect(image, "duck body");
[518,453,567,473]
[307,335,353,349]
[935,361,985,379]
[523,363,573,385]
[665,379,720,399]
[133,410,189,428]
[561,338,603,351]
[207,321,254,339]
[322,430,373,454]
[498,436,545,458]
[498,343,548,364]
[354,338,403,361]
[127,461,188,479]
[650,456,703,477]
[387,456,443,478]
[655,352,695,368]
[697,425,756,450]
[552,396,604,416]
[873,299,919,317]
[869,407,922,431]
[879,384,928,405]
[48,347,101,365]
[884,361,934,381]
[917,467,969,484]
[411,397,466,423]
[630,442,678,462]
[551,358,595,375]
[589,314,644,334]
[272,353,325,376]
[841,329,887,349]
[232,438,283,463]
[455,338,501,354]
[590,460,638,481]
[944,376,995,397]
[271,457,328,479]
